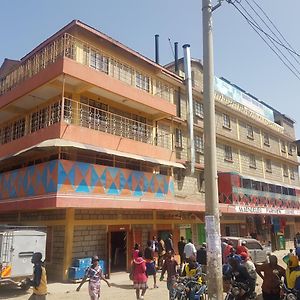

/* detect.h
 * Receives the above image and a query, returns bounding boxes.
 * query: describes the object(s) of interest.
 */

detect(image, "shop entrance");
[110,231,127,272]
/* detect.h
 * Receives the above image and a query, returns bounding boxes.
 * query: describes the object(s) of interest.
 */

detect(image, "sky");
[1,0,300,137]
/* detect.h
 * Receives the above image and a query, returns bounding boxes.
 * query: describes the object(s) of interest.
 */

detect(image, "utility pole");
[202,0,223,299]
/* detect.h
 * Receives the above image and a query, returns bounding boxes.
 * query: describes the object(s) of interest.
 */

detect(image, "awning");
[1,138,185,169]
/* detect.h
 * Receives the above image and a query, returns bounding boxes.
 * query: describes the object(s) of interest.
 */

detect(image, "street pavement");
[0,249,289,300]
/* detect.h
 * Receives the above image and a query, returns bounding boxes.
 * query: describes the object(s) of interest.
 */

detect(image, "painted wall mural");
[0,160,175,200]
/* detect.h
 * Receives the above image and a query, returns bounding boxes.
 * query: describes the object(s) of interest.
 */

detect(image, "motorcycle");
[173,275,207,300]
[224,280,255,300]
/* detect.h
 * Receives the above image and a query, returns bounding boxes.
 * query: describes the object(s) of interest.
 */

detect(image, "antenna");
[168,38,175,59]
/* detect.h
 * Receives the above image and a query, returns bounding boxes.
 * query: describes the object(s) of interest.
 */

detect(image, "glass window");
[281,140,286,153]
[252,181,261,191]
[223,113,231,129]
[175,128,183,148]
[290,168,295,180]
[288,143,294,156]
[242,178,251,189]
[265,159,272,173]
[224,145,233,161]
[282,187,288,195]
[269,184,276,193]
[261,182,268,191]
[247,124,254,139]
[136,71,150,92]
[275,185,282,194]
[283,165,288,177]
[194,101,204,118]
[263,132,270,146]
[249,154,256,168]
[246,241,263,250]
[90,50,109,74]
[195,135,204,153]
[288,188,296,196]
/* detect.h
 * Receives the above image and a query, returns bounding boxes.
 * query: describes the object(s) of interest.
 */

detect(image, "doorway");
[110,231,127,272]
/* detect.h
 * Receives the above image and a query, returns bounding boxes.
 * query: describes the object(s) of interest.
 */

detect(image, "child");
[132,251,148,300]
[160,252,178,300]
[77,256,110,300]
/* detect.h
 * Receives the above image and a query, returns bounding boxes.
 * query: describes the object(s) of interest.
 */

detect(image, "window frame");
[249,153,256,169]
[224,145,233,162]
[263,132,270,146]
[290,167,295,180]
[265,159,272,173]
[175,128,183,148]
[222,113,231,129]
[194,101,204,119]
[246,124,254,139]
[195,135,204,154]
[283,165,289,177]
[281,140,286,153]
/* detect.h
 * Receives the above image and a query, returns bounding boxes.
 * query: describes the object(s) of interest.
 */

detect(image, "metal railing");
[0,33,175,103]
[0,98,171,149]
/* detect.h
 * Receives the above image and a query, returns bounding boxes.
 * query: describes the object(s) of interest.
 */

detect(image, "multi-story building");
[0,20,299,280]
[166,57,300,250]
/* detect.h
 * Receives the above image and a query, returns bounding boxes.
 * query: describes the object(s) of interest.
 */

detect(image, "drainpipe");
[155,34,160,64]
[183,44,195,174]
[174,42,179,73]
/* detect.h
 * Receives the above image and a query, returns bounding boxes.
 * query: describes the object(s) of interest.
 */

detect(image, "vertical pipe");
[202,0,223,298]
[174,42,179,73]
[183,44,195,174]
[155,34,159,64]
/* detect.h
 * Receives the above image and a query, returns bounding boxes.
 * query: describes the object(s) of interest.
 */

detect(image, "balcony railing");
[0,98,172,149]
[0,33,175,103]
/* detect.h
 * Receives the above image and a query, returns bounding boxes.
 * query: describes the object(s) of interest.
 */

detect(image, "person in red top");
[132,251,148,300]
[237,241,249,256]
[223,240,233,263]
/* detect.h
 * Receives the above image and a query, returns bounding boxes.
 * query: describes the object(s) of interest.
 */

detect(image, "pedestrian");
[27,252,47,300]
[132,251,148,300]
[236,240,249,256]
[240,252,257,283]
[221,238,228,263]
[151,235,159,253]
[184,239,196,261]
[158,237,166,269]
[132,243,140,260]
[196,243,207,274]
[177,236,186,268]
[165,233,175,254]
[160,252,179,300]
[255,254,285,300]
[77,256,110,300]
[144,240,158,288]
[223,240,233,264]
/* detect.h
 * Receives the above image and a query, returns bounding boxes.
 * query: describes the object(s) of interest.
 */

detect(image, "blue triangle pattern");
[90,166,99,190]
[155,187,164,198]
[100,168,107,187]
[57,161,67,186]
[133,185,143,197]
[48,160,57,173]
[107,182,119,195]
[76,179,90,193]
[76,162,90,177]
[68,165,76,187]
[46,179,56,193]
[107,167,119,180]
[143,176,149,192]
[119,171,126,191]
[126,173,132,190]
[169,180,175,195]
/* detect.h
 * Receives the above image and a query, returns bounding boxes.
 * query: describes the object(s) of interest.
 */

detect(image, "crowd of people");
[25,234,300,300]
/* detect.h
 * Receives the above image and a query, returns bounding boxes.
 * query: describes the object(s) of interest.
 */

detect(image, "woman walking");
[144,240,158,288]
[77,256,110,300]
[132,251,148,300]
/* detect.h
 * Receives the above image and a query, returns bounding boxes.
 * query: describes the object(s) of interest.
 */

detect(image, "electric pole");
[202,0,224,299]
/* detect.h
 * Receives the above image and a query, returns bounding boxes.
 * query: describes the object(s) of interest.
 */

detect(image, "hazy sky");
[1,0,299,137]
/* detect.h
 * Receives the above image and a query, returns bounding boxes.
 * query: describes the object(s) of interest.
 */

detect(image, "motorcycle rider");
[283,254,300,291]
[224,257,255,298]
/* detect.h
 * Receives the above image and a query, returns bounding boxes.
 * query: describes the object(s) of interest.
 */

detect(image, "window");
[197,170,205,192]
[194,101,204,118]
[224,145,233,161]
[223,113,231,129]
[288,143,294,156]
[263,132,270,146]
[290,168,295,180]
[249,154,256,168]
[175,128,183,148]
[12,118,25,140]
[242,178,251,189]
[265,159,272,173]
[283,165,288,177]
[281,140,286,153]
[247,124,254,139]
[136,72,150,92]
[195,135,204,153]
[90,50,109,74]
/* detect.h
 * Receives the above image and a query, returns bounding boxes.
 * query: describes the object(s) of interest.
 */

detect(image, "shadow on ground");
[110,282,133,290]
[0,286,30,300]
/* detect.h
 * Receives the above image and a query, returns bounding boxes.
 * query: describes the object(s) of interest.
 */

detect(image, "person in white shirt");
[183,239,197,260]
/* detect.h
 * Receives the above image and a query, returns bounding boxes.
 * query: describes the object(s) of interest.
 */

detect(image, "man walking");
[177,236,186,268]
[27,252,47,300]
[165,233,175,254]
[196,243,207,274]
[184,239,196,261]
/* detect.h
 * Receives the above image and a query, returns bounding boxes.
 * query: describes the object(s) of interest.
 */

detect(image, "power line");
[226,0,300,58]
[237,1,300,77]
[251,0,299,57]
[245,0,300,66]
[226,0,300,81]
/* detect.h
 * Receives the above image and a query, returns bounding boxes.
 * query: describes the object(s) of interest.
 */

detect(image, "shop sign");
[179,224,191,229]
[234,205,300,216]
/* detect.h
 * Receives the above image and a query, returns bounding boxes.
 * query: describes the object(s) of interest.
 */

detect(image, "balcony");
[0,98,172,150]
[0,34,175,104]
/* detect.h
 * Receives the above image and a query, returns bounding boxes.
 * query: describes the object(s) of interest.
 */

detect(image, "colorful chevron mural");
[0,160,175,200]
